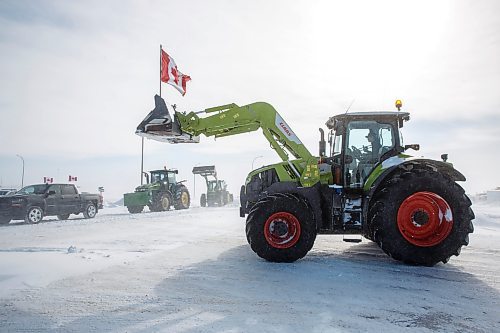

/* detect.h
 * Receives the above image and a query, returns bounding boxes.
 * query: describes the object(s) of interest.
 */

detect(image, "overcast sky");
[1,0,499,201]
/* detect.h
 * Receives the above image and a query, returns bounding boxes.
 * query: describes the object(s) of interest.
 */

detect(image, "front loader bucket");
[135,95,199,144]
[192,165,217,177]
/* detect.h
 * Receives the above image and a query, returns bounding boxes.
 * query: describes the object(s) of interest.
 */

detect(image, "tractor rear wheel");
[368,168,474,266]
[174,186,190,210]
[246,193,316,263]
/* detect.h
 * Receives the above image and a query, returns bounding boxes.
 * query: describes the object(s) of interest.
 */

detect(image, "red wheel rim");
[264,212,301,249]
[397,191,453,247]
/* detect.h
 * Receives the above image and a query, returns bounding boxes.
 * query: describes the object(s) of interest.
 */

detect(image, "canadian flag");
[160,49,191,96]
[68,175,78,182]
[44,177,54,184]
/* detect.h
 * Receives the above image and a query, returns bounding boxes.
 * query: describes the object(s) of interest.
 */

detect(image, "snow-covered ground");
[0,203,499,332]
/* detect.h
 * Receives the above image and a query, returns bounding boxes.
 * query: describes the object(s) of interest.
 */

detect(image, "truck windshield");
[17,185,48,195]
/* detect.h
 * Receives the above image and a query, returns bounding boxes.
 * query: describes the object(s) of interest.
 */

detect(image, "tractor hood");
[135,183,161,192]
[136,95,199,144]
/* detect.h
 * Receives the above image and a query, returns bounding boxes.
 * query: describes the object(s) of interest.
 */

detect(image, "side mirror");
[47,190,56,196]
[404,144,420,151]
[344,155,353,164]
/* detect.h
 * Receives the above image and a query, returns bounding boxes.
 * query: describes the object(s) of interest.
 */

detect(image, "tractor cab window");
[332,132,343,157]
[208,181,217,191]
[345,120,395,187]
[167,173,176,185]
[150,172,161,183]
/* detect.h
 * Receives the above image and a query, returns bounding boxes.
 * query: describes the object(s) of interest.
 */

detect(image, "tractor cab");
[141,169,179,192]
[149,169,177,185]
[326,111,411,189]
[207,179,228,192]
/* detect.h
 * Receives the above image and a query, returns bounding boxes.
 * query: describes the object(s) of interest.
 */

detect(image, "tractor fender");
[265,181,323,231]
[362,156,466,230]
[366,157,465,195]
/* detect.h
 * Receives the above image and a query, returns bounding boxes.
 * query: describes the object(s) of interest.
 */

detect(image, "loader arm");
[137,95,314,162]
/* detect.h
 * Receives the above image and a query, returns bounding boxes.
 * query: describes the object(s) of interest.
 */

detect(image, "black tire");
[200,194,207,207]
[174,186,190,210]
[25,206,44,224]
[150,192,171,211]
[159,193,171,211]
[368,168,474,266]
[0,217,11,225]
[127,206,143,214]
[246,193,317,263]
[83,202,97,219]
[57,214,70,220]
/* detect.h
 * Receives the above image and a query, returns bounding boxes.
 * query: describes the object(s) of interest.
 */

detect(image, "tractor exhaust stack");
[135,95,199,144]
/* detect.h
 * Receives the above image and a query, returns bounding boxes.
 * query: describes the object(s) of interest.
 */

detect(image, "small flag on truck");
[68,175,78,182]
[44,177,53,184]
[160,48,191,96]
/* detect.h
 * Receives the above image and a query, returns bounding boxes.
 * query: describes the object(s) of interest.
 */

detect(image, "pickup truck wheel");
[0,217,11,225]
[25,206,44,224]
[83,202,97,219]
[57,214,70,220]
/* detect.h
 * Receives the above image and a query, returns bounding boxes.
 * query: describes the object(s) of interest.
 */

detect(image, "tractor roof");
[326,111,410,129]
[150,169,178,173]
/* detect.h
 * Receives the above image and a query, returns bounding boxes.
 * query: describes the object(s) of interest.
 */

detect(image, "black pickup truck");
[0,183,102,224]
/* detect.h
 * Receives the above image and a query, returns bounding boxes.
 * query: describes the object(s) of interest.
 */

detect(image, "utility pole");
[16,154,24,188]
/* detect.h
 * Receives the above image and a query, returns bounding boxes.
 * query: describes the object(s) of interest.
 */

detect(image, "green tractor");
[193,165,234,207]
[135,96,474,266]
[123,168,190,214]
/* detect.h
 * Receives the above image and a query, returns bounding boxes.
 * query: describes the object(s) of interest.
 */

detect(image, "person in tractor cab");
[366,129,382,162]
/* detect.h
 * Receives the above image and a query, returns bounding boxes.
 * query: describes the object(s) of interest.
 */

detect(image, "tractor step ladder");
[342,235,362,243]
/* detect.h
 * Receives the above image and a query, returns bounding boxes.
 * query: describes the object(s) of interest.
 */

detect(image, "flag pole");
[140,137,144,185]
[160,44,162,97]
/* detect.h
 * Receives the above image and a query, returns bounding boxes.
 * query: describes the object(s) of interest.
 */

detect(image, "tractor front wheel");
[200,194,207,207]
[368,168,474,266]
[160,193,171,211]
[127,206,143,214]
[150,192,171,212]
[246,193,316,262]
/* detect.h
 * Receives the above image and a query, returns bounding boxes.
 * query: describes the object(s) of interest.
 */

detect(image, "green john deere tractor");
[193,165,234,207]
[135,96,474,266]
[123,168,190,213]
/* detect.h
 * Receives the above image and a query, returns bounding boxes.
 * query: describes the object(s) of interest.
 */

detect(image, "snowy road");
[0,204,499,332]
